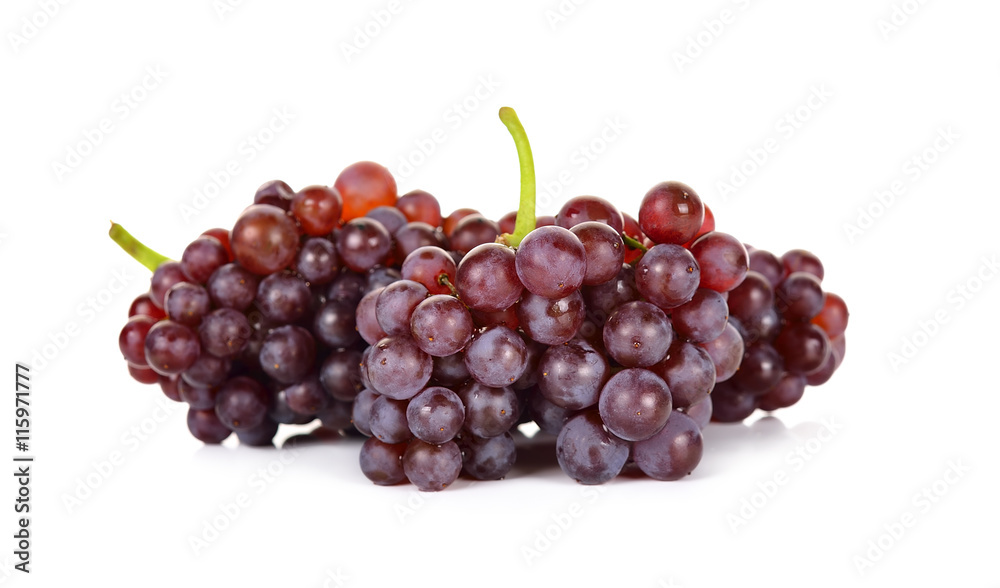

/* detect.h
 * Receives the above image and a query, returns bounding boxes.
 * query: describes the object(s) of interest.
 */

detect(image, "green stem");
[499,107,536,248]
[109,222,171,272]
[622,234,648,252]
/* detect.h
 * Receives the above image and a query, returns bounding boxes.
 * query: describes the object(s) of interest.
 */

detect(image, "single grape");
[291,185,342,236]
[450,215,500,255]
[317,399,354,431]
[351,388,379,437]
[119,315,156,366]
[335,218,392,272]
[650,341,716,409]
[410,295,474,357]
[230,204,299,275]
[457,381,520,438]
[677,394,712,430]
[376,279,429,337]
[748,249,784,287]
[282,376,329,416]
[570,221,625,285]
[460,432,517,480]
[268,386,314,425]
[164,282,211,327]
[775,272,824,321]
[254,179,294,210]
[236,419,279,447]
[128,293,166,320]
[394,222,446,260]
[179,379,217,409]
[326,270,368,306]
[632,411,703,481]
[406,386,465,444]
[583,263,639,322]
[159,374,182,402]
[635,244,700,310]
[517,290,586,346]
[215,376,270,431]
[689,231,749,292]
[396,189,442,226]
[598,368,672,442]
[515,226,587,299]
[638,181,705,244]
[367,266,402,291]
[403,440,463,492]
[359,438,408,485]
[128,364,159,384]
[805,350,838,386]
[603,301,673,368]
[732,343,784,395]
[710,380,758,423]
[207,263,259,311]
[431,352,471,387]
[537,339,609,410]
[199,308,251,359]
[295,238,339,285]
[463,326,527,388]
[149,261,188,308]
[259,325,316,384]
[356,287,388,345]
[366,336,433,400]
[181,353,230,388]
[401,246,457,296]
[370,395,412,444]
[455,243,523,312]
[335,161,397,220]
[556,195,625,233]
[759,373,807,410]
[700,322,745,382]
[781,249,824,281]
[187,408,232,444]
[313,299,361,348]
[319,349,364,401]
[528,389,574,435]
[670,288,729,343]
[181,236,229,284]
[556,410,629,485]
[726,271,774,322]
[774,323,830,374]
[811,292,849,337]
[144,320,200,376]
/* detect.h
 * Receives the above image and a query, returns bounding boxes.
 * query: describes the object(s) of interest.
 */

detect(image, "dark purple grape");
[254,179,293,210]
[356,287,388,345]
[406,386,465,444]
[598,368,672,442]
[677,394,712,430]
[759,373,807,410]
[410,295,474,357]
[181,353,230,388]
[463,326,527,388]
[370,395,412,444]
[775,272,824,321]
[259,325,315,384]
[748,249,784,287]
[366,266,402,291]
[570,221,625,285]
[164,282,211,327]
[187,408,231,444]
[366,336,433,400]
[335,217,392,272]
[351,388,379,437]
[781,249,824,281]
[207,263,259,311]
[670,288,729,343]
[583,263,640,324]
[149,261,188,308]
[450,215,500,255]
[537,339,609,410]
[727,271,774,321]
[710,380,757,423]
[199,308,251,359]
[375,279,428,337]
[317,399,354,430]
[319,349,364,401]
[295,238,339,285]
[365,205,408,236]
[403,440,463,492]
[282,376,329,416]
[326,271,367,306]
[650,341,716,409]
[457,381,520,438]
[395,222,446,260]
[119,315,155,366]
[313,299,360,348]
[144,320,200,376]
[774,323,830,375]
[603,301,673,367]
[268,386,314,425]
[236,419,279,447]
[635,244,700,310]
[513,338,546,391]
[179,379,218,410]
[215,376,270,431]
[516,290,586,346]
[359,437,408,485]
[455,243,522,312]
[700,322,744,382]
[805,350,838,386]
[256,272,311,323]
[431,353,471,387]
[632,411,703,480]
[159,374,182,402]
[732,343,784,395]
[181,236,229,284]
[515,226,587,299]
[556,410,629,485]
[460,432,517,480]
[528,389,574,435]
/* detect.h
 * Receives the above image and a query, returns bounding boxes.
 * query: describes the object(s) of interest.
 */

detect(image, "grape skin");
[556,411,629,485]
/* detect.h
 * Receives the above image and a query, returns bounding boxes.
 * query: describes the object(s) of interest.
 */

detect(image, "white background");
[2,0,999,586]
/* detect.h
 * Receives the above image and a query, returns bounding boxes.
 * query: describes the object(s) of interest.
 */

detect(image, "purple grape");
[528,389,574,435]
[516,290,586,346]
[556,410,629,485]
[598,368,672,442]
[206,263,259,311]
[215,376,270,431]
[150,261,188,308]
[335,217,392,272]
[410,295,474,357]
[236,419,279,447]
[671,288,729,343]
[164,282,211,327]
[406,386,465,444]
[282,376,329,416]
[650,341,716,409]
[515,225,587,299]
[375,279,429,337]
[187,408,231,444]
[700,322,744,382]
[199,308,251,359]
[570,221,625,285]
[181,236,229,284]
[351,388,379,437]
[181,353,230,388]
[144,320,200,376]
[457,381,520,438]
[603,301,673,368]
[296,238,339,285]
[370,395,412,444]
[431,352,471,387]
[460,432,517,480]
[775,272,825,321]
[455,243,522,312]
[463,326,527,388]
[359,437,408,485]
[313,299,361,348]
[632,411,703,481]
[259,325,315,384]
[677,394,712,430]
[537,339,609,410]
[635,244,700,310]
[256,272,311,323]
[366,336,433,400]
[732,343,784,395]
[403,440,463,492]
[319,349,364,401]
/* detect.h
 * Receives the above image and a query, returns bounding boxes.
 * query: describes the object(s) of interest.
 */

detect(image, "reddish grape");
[401,246,457,296]
[782,249,824,281]
[638,181,705,244]
[774,323,830,375]
[181,236,229,284]
[201,228,234,261]
[291,185,343,236]
[230,204,299,275]
[396,190,442,227]
[128,294,166,320]
[812,292,849,337]
[120,315,156,366]
[456,243,522,312]
[442,208,479,237]
[128,364,159,385]
[689,231,749,292]
[450,215,500,255]
[570,221,625,285]
[335,161,397,221]
[758,373,806,411]
[556,195,625,233]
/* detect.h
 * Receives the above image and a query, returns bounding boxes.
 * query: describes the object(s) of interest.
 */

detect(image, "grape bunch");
[114,106,848,491]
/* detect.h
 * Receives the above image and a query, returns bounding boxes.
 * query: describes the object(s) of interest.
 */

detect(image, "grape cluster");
[116,154,847,491]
